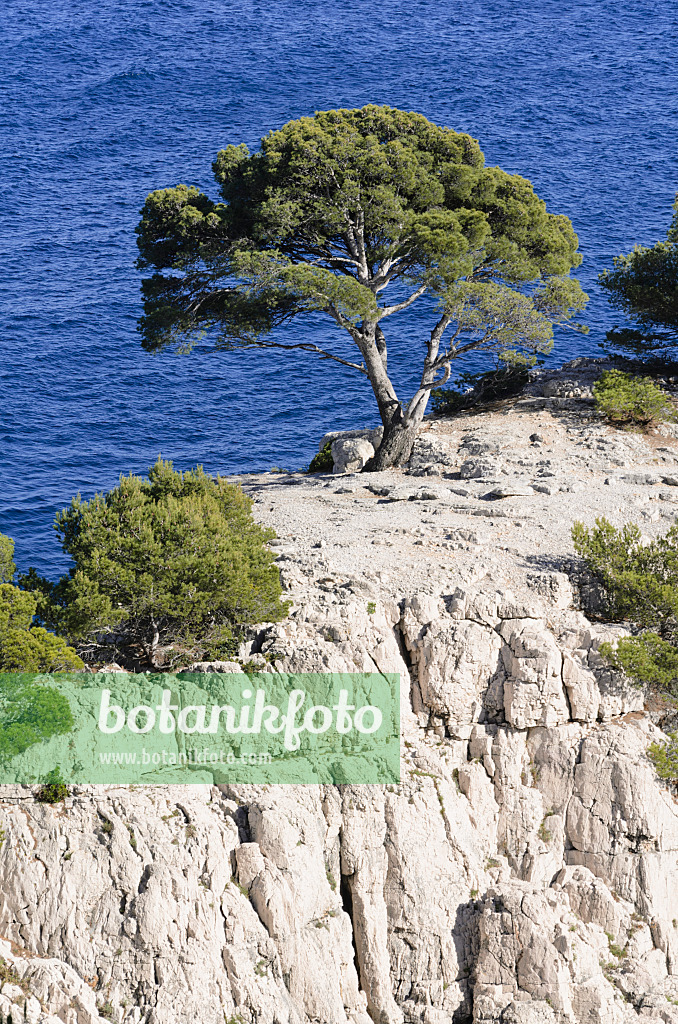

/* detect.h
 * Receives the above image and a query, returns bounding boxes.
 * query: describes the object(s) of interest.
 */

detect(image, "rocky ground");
[3,358,678,1024]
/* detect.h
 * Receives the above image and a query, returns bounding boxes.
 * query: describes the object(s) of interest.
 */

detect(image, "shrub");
[0,579,83,672]
[0,534,15,584]
[599,632,678,695]
[572,516,678,779]
[572,517,678,634]
[431,364,530,416]
[308,442,334,473]
[647,733,678,782]
[572,516,678,693]
[592,369,676,427]
[0,675,74,762]
[22,458,288,669]
[35,766,68,804]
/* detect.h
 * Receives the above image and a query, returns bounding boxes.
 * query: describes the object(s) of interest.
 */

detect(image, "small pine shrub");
[593,369,676,427]
[572,517,678,636]
[308,442,334,473]
[20,458,289,669]
[572,516,678,782]
[573,516,678,692]
[0,576,83,672]
[36,766,68,804]
[647,733,678,782]
[599,632,678,695]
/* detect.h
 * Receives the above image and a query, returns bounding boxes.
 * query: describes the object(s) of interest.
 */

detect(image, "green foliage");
[537,817,553,844]
[136,106,587,463]
[605,933,627,959]
[0,574,83,673]
[0,674,74,762]
[600,194,678,357]
[0,958,25,988]
[572,516,678,702]
[592,369,676,427]
[599,633,678,695]
[431,361,531,415]
[0,535,16,584]
[35,766,68,804]
[647,733,678,782]
[308,442,333,473]
[573,516,678,782]
[22,458,288,668]
[572,517,678,637]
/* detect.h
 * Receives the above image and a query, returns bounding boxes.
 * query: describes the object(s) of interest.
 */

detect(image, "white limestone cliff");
[3,365,678,1024]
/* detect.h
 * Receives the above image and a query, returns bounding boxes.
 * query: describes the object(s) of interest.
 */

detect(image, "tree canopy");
[599,193,678,358]
[137,105,587,467]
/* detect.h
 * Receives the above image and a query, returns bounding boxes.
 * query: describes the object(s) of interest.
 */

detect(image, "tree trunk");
[357,325,430,471]
[365,415,419,470]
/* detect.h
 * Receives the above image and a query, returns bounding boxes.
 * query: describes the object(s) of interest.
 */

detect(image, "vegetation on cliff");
[20,458,288,669]
[0,535,83,672]
[600,192,678,359]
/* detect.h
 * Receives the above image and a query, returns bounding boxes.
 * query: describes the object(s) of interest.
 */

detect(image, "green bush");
[0,675,75,762]
[0,580,83,672]
[647,733,678,783]
[308,442,334,473]
[572,516,678,693]
[35,766,68,804]
[592,369,676,427]
[572,517,678,633]
[431,364,530,416]
[0,534,15,584]
[599,632,678,695]
[22,458,288,669]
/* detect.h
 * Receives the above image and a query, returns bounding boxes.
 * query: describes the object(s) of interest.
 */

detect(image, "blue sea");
[1,0,676,576]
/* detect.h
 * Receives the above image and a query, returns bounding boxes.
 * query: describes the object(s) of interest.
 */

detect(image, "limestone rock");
[331,438,375,474]
[5,403,678,1024]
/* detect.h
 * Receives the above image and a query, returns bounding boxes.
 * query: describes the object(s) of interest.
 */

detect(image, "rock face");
[4,383,678,1024]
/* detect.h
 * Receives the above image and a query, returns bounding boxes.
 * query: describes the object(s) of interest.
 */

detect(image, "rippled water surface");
[1,0,677,573]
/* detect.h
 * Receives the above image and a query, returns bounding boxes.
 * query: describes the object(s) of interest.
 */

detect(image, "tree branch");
[242,340,368,375]
[379,284,427,319]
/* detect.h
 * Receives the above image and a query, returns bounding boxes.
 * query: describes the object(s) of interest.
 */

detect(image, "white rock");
[331,438,375,474]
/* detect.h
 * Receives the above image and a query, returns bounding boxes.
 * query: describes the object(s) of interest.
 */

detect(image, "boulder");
[331,437,375,474]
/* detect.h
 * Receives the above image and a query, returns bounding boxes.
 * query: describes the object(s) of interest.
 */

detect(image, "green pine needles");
[599,192,678,359]
[21,458,289,669]
[572,517,678,650]
[593,369,676,428]
[572,516,678,782]
[0,535,82,672]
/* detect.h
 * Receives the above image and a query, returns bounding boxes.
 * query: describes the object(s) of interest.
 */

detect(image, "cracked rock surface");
[4,362,678,1024]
